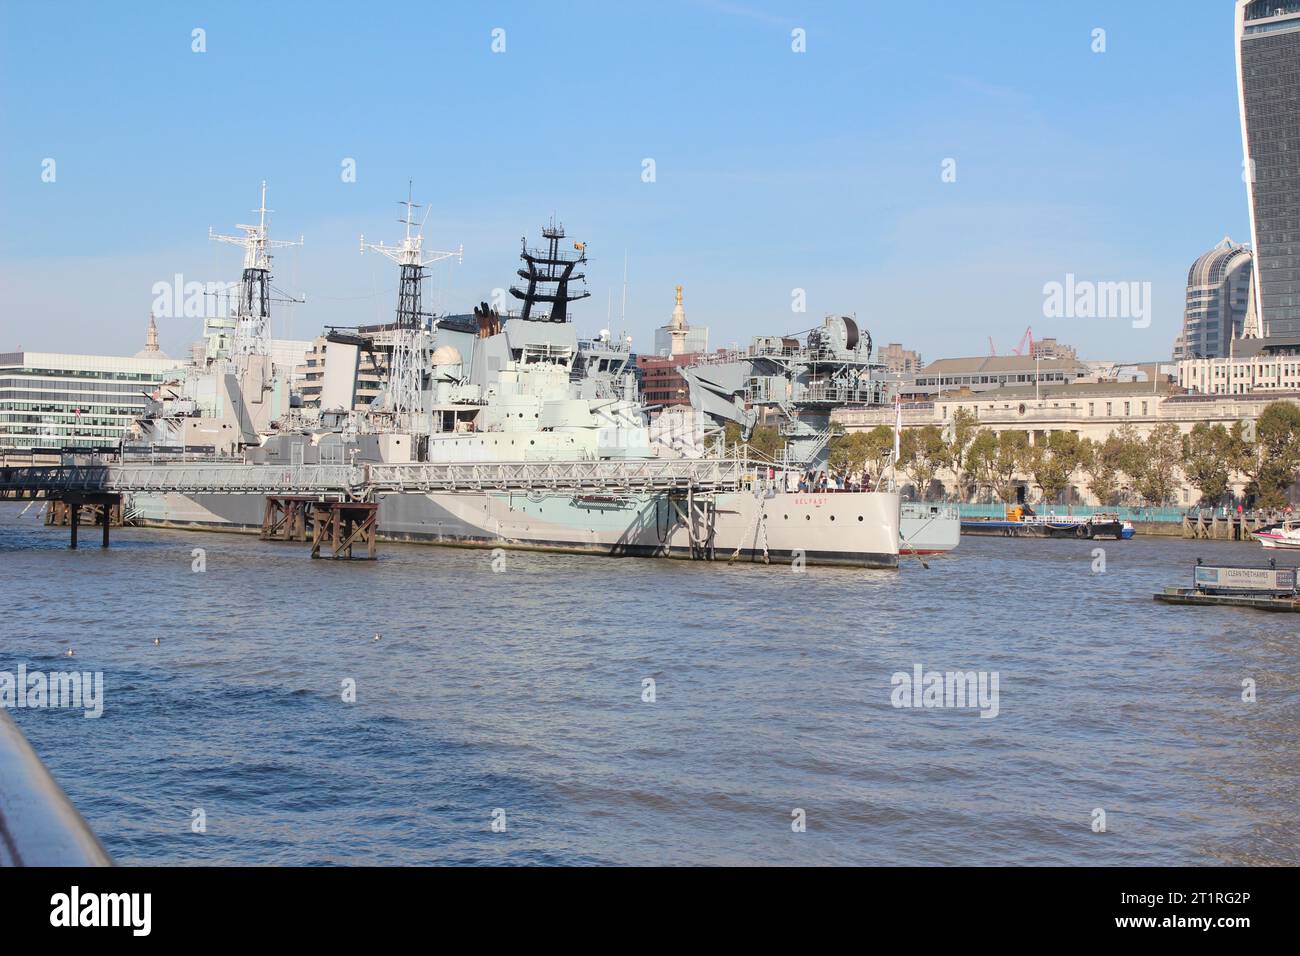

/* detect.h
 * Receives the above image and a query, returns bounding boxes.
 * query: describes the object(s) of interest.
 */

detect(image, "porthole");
[830,515,836,521]
[857,516,864,522]
[805,515,811,521]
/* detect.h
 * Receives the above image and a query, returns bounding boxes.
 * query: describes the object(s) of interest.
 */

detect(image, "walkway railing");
[364,458,750,493]
[0,711,112,866]
[0,458,756,498]
[0,464,364,497]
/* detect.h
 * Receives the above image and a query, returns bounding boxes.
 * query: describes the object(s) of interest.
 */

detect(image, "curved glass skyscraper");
[1173,238,1255,359]
[1236,0,1300,339]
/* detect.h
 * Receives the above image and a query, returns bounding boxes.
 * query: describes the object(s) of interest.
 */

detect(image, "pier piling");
[309,500,378,560]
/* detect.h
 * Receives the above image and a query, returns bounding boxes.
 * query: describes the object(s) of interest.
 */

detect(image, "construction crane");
[1013,326,1035,356]
[988,327,1035,357]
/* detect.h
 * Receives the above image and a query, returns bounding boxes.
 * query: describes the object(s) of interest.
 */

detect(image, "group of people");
[793,470,875,493]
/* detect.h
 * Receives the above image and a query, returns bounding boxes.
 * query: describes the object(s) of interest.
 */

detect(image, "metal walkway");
[0,464,363,498]
[365,458,750,493]
[0,457,753,499]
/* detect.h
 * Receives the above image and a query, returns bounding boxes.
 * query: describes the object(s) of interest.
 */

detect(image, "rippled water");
[1,502,1297,865]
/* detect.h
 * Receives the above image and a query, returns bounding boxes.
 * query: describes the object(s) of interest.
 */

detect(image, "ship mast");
[510,220,590,323]
[360,182,463,328]
[360,183,462,423]
[208,181,303,357]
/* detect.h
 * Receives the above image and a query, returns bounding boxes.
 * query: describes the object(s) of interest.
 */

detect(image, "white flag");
[893,395,901,463]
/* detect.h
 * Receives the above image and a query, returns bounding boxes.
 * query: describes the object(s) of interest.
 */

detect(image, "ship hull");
[129,488,901,569]
[899,503,961,555]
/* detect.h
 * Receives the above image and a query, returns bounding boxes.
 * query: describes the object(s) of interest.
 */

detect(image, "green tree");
[968,429,1028,503]
[829,426,894,485]
[725,421,785,461]
[1182,423,1233,506]
[1111,424,1147,484]
[1028,431,1081,504]
[1133,423,1183,505]
[966,429,997,501]
[1246,401,1300,508]
[1078,435,1124,506]
[899,425,946,499]
[941,408,981,499]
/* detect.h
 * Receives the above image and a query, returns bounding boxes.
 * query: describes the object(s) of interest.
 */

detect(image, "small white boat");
[1256,521,1300,550]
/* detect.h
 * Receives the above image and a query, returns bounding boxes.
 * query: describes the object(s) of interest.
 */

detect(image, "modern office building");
[1236,0,1300,339]
[0,349,185,450]
[1172,238,1256,359]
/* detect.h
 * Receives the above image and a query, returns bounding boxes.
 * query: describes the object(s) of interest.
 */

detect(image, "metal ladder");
[728,489,770,565]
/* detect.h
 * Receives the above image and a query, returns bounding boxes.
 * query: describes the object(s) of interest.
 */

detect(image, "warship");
[677,319,961,554]
[124,188,902,568]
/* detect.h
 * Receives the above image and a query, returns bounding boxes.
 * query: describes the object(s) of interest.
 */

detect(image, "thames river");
[2,503,1296,865]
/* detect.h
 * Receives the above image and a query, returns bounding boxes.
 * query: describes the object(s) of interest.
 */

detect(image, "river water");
[1,503,1296,865]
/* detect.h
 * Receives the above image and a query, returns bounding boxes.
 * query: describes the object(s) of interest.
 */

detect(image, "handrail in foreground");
[0,711,112,866]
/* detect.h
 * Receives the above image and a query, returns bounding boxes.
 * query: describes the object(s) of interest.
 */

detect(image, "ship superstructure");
[678,317,960,555]
[121,195,903,569]
[359,184,462,429]
[131,183,303,454]
[680,315,891,469]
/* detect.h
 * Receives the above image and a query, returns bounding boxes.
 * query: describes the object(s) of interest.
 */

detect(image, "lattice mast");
[208,181,303,357]
[510,220,590,322]
[359,184,463,422]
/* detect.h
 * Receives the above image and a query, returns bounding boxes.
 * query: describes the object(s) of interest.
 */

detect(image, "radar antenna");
[360,181,463,329]
[359,183,463,424]
[208,181,304,356]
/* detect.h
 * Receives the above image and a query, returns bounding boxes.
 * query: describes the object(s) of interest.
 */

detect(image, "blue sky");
[0,0,1251,363]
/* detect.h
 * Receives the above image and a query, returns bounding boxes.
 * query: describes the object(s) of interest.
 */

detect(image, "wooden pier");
[261,495,379,560]
[42,495,122,549]
[310,501,378,560]
[260,495,319,543]
[1182,512,1276,541]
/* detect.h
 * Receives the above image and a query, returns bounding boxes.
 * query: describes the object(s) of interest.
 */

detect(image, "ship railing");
[0,464,364,497]
[364,458,750,494]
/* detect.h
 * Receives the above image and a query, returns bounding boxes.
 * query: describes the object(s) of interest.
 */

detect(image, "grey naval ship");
[124,188,904,568]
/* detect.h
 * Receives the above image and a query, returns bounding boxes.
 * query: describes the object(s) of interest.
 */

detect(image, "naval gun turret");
[678,314,892,469]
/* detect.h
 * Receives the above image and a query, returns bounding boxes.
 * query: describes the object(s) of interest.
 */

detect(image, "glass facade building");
[1173,238,1255,359]
[0,352,185,450]
[1237,0,1300,338]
